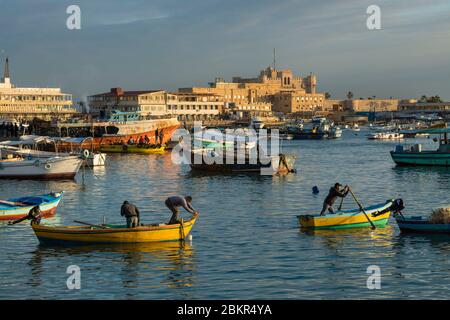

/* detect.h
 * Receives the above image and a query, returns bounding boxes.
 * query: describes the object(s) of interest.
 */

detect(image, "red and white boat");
[55,111,180,152]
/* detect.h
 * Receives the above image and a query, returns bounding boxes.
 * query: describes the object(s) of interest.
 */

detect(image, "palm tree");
[324,92,331,99]
[347,91,354,100]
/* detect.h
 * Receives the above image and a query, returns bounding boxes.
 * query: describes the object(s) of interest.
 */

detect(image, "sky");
[1,0,450,102]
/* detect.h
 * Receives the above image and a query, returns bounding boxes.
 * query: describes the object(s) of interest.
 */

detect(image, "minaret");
[1,57,11,88]
[3,57,9,79]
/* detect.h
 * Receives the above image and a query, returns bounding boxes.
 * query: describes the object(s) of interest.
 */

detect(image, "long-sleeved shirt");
[121,203,140,218]
[324,187,348,206]
[167,196,196,214]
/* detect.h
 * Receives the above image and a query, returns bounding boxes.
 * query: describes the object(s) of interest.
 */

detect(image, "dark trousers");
[165,199,179,224]
[320,202,335,216]
[126,216,139,228]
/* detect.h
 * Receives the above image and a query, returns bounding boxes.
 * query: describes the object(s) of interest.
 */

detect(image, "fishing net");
[429,207,450,224]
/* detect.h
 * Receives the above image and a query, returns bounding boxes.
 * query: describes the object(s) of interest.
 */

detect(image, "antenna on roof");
[273,48,276,70]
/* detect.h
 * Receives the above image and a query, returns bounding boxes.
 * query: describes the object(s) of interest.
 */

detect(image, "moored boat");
[32,213,198,245]
[55,111,180,152]
[297,199,397,230]
[367,132,404,140]
[100,144,165,154]
[0,155,82,180]
[390,127,450,166]
[395,215,450,234]
[189,150,296,174]
[0,192,64,221]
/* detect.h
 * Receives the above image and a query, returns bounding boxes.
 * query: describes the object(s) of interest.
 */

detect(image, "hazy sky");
[1,0,449,102]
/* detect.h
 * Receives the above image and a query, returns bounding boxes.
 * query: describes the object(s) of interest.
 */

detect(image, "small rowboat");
[297,200,395,230]
[395,215,450,234]
[0,192,64,221]
[100,144,165,154]
[32,213,198,245]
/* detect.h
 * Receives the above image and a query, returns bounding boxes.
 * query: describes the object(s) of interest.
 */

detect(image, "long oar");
[348,188,376,230]
[74,220,108,229]
[338,196,344,211]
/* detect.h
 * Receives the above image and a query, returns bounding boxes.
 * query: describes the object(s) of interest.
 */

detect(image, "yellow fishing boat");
[297,200,397,230]
[100,144,165,154]
[31,214,198,245]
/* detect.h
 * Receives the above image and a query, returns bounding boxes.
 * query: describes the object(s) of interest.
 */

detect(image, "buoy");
[312,186,319,194]
[82,149,90,159]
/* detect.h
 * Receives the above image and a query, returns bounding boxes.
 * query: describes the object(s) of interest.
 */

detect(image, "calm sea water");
[1,129,449,300]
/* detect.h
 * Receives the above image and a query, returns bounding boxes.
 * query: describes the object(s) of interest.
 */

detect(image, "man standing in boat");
[121,201,140,228]
[165,196,198,225]
[320,183,349,216]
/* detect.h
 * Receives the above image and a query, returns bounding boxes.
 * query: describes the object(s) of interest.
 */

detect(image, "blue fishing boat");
[0,192,64,221]
[390,127,450,166]
[395,214,450,234]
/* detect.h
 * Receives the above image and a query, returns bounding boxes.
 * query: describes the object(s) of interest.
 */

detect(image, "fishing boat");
[390,127,450,166]
[100,144,165,154]
[189,149,296,174]
[394,214,450,234]
[0,192,64,221]
[297,199,397,229]
[54,110,180,152]
[328,126,342,139]
[0,136,106,167]
[367,132,404,140]
[31,213,198,245]
[0,155,82,179]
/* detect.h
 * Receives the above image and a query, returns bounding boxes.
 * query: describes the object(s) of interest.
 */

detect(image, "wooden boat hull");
[395,216,450,234]
[291,132,328,140]
[100,144,165,154]
[390,151,450,167]
[0,192,64,221]
[32,214,198,245]
[189,151,296,174]
[56,121,180,152]
[298,200,394,229]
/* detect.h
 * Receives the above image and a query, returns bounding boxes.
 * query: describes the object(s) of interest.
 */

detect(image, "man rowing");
[8,206,42,225]
[165,196,198,225]
[320,183,349,216]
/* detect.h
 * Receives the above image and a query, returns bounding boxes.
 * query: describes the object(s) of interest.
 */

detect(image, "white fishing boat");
[249,117,265,130]
[366,132,404,140]
[328,126,342,139]
[0,155,83,180]
[0,136,106,167]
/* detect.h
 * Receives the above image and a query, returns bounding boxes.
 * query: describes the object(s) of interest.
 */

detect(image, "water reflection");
[27,241,196,293]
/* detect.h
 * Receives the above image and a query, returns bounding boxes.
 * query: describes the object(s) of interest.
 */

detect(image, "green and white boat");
[390,127,450,166]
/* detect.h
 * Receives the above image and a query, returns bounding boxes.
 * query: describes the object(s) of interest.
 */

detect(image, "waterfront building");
[88,88,167,118]
[398,100,450,112]
[226,102,273,120]
[166,92,224,121]
[273,91,325,116]
[179,66,324,116]
[343,99,399,113]
[0,58,76,121]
